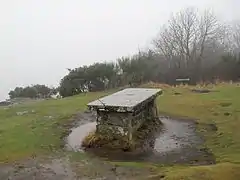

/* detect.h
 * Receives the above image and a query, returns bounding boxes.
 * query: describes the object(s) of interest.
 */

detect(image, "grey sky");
[0,0,239,100]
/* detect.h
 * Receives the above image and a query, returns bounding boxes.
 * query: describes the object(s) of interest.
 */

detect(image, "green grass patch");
[157,84,240,163]
[154,84,240,180]
[162,163,240,180]
[0,91,109,162]
[0,84,240,179]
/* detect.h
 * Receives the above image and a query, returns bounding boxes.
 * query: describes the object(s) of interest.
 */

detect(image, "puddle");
[66,122,96,151]
[154,117,200,153]
[66,116,215,165]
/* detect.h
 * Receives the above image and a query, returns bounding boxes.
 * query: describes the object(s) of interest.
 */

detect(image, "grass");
[0,83,240,179]
[153,83,240,180]
[157,84,240,163]
[0,91,109,162]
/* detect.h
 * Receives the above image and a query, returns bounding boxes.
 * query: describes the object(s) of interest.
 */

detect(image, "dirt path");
[0,155,153,180]
[0,157,73,180]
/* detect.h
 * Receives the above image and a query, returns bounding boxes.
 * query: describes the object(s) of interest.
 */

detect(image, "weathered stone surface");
[97,124,128,138]
[96,111,130,140]
[97,111,129,127]
[87,88,162,148]
[87,88,162,112]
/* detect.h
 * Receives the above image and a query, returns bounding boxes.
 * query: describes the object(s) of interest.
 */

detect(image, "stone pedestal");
[87,88,162,149]
[96,99,160,145]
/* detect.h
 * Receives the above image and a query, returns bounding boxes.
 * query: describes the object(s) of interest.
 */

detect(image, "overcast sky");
[0,0,239,100]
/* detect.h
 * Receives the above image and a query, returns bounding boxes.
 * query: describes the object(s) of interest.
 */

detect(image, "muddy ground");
[0,111,215,180]
[0,155,154,180]
[66,113,215,165]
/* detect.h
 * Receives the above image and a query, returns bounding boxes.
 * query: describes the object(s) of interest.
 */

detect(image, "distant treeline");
[8,85,57,99]
[9,7,240,99]
[59,8,240,97]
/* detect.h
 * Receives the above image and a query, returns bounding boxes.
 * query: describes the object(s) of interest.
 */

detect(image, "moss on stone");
[82,130,136,150]
[81,117,162,152]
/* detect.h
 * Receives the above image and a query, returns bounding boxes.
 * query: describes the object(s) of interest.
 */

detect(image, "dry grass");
[81,131,111,148]
[82,131,132,150]
[140,82,172,89]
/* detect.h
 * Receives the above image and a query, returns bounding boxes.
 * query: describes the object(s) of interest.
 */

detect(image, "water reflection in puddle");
[154,117,199,153]
[66,117,213,164]
[66,117,198,153]
[66,122,96,151]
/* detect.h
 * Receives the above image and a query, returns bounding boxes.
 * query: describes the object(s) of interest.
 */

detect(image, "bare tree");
[226,21,240,55]
[233,22,240,50]
[153,8,199,68]
[153,8,225,80]
[197,9,225,66]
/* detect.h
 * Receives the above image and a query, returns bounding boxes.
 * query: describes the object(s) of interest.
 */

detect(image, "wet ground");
[0,112,215,179]
[66,114,215,165]
[0,112,154,180]
[0,157,75,180]
[0,155,152,180]
[66,122,96,151]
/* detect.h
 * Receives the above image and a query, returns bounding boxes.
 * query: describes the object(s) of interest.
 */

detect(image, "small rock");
[110,165,117,173]
[17,165,25,169]
[148,174,165,179]
[16,111,28,116]
[200,148,208,152]
[44,116,53,119]
[224,112,231,116]
[209,123,218,131]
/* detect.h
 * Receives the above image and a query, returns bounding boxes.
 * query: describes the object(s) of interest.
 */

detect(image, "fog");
[0,0,239,100]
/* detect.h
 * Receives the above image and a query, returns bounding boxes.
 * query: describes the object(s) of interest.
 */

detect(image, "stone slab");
[87,88,162,112]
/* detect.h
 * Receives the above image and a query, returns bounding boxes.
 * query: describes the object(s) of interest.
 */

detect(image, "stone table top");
[87,88,162,112]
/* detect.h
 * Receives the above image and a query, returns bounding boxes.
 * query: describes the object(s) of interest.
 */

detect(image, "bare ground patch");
[66,113,215,165]
[0,112,216,179]
[0,154,153,180]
